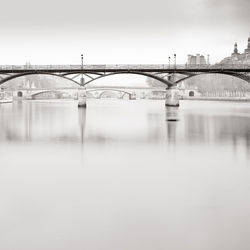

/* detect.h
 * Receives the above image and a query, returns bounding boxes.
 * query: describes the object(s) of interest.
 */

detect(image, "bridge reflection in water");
[0,100,250,150]
[1,99,250,250]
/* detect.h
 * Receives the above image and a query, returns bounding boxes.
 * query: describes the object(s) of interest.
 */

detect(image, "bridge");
[0,64,250,88]
[12,86,165,100]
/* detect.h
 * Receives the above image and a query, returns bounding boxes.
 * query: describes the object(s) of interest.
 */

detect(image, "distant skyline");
[0,0,249,65]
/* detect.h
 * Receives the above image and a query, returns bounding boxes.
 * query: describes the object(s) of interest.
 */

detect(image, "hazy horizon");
[1,0,249,65]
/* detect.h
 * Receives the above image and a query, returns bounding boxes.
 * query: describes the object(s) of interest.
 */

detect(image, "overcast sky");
[0,0,249,65]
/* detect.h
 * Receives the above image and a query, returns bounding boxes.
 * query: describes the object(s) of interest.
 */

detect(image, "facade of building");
[220,37,250,64]
[177,82,202,98]
[187,54,207,65]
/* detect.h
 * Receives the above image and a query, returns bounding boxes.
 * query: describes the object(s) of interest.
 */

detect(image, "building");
[187,54,207,65]
[219,37,250,64]
[177,82,202,98]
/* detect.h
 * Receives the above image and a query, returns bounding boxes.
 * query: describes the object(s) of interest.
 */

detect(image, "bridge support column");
[165,86,180,107]
[80,77,85,86]
[78,89,87,108]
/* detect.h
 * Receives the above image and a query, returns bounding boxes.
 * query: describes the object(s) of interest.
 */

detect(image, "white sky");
[0,0,249,65]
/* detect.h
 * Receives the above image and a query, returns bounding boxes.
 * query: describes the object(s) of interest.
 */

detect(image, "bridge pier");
[80,77,85,85]
[165,87,180,107]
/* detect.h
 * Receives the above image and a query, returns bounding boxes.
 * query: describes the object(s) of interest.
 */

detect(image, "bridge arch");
[82,71,174,87]
[175,72,250,84]
[86,88,133,99]
[61,71,104,77]
[30,90,66,99]
[189,91,195,97]
[0,72,81,86]
[98,91,124,99]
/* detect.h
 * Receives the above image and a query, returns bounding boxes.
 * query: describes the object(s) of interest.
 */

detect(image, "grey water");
[0,99,250,250]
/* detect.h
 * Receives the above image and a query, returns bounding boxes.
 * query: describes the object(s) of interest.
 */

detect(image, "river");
[0,99,250,250]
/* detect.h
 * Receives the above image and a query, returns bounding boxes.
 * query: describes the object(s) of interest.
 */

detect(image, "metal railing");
[0,64,250,71]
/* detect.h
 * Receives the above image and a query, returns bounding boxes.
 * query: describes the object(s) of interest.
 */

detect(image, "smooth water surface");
[0,99,250,250]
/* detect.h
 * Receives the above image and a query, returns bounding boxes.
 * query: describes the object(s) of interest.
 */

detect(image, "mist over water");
[0,99,250,250]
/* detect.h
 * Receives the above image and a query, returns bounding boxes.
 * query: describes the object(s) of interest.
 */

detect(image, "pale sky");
[0,0,249,65]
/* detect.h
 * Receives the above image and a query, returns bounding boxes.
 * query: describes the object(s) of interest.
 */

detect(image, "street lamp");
[174,54,176,69]
[81,54,84,85]
[168,56,171,69]
[81,54,83,70]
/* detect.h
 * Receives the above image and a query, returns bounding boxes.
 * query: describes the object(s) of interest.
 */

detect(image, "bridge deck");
[0,64,250,73]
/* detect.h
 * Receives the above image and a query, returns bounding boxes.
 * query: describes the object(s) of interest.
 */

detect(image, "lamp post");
[174,54,176,69]
[168,56,171,69]
[81,54,83,71]
[81,54,84,85]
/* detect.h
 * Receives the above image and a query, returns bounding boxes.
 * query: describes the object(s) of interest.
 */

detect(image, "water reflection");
[0,100,250,151]
[180,106,250,152]
[1,99,250,250]
[165,107,179,144]
[0,101,81,142]
[78,107,87,144]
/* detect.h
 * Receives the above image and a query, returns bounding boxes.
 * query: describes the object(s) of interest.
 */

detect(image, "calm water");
[0,99,250,250]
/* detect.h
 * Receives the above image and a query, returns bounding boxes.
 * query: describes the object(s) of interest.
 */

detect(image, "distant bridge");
[0,64,250,87]
[13,87,156,100]
[86,88,134,99]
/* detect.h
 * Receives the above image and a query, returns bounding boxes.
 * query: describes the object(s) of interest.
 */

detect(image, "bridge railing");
[0,64,250,70]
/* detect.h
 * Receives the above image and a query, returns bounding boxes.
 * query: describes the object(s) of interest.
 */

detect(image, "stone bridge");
[12,87,152,100]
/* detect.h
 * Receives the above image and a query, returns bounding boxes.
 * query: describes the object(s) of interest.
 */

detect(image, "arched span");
[154,71,196,77]
[30,90,65,99]
[189,91,195,97]
[86,88,132,97]
[98,90,130,99]
[120,92,128,99]
[61,71,103,77]
[175,72,250,84]
[0,72,81,86]
[17,91,23,97]
[82,71,174,87]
